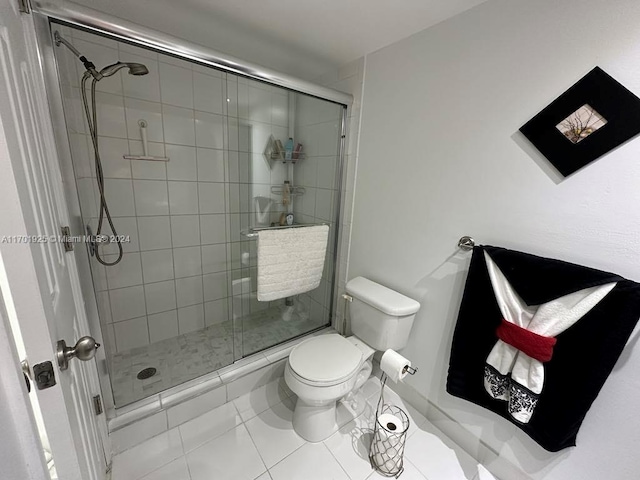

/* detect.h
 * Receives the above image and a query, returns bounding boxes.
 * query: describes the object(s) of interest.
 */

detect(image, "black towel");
[446,245,640,451]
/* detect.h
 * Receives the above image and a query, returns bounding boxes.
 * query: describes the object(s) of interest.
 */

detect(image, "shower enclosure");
[52,24,346,407]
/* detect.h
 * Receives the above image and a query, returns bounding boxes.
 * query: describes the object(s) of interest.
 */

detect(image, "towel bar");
[241,223,329,239]
[458,236,478,251]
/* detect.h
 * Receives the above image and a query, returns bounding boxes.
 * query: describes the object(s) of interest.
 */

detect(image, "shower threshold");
[109,324,334,432]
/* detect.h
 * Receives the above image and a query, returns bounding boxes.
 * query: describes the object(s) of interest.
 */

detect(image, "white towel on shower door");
[257,225,329,302]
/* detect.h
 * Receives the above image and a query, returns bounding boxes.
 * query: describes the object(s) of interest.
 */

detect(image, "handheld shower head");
[56,33,150,267]
[99,62,149,78]
[55,33,149,81]
[127,63,150,76]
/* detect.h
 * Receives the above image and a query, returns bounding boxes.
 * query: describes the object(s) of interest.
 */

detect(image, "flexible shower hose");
[81,73,123,266]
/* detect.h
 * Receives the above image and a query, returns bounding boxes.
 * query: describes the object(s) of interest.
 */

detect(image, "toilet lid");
[289,335,363,385]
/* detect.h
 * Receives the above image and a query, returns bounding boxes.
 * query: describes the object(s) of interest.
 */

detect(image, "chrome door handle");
[56,336,100,370]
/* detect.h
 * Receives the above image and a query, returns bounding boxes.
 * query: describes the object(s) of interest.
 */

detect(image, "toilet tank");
[346,277,420,351]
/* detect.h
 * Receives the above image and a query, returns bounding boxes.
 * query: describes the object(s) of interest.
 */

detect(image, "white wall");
[349,0,640,479]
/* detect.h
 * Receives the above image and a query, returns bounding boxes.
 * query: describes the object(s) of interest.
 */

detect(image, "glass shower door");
[52,23,346,407]
[225,74,344,357]
[52,26,237,406]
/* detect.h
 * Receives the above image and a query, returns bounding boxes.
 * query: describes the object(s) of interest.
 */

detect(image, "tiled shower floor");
[110,306,325,406]
[110,377,492,480]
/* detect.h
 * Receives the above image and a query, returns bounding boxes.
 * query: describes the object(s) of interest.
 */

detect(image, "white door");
[0,1,108,479]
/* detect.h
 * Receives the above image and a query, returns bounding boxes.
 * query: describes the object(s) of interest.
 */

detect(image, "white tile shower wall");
[55,28,291,355]
[226,74,348,331]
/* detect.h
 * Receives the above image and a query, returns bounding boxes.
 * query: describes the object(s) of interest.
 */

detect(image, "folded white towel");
[257,225,329,302]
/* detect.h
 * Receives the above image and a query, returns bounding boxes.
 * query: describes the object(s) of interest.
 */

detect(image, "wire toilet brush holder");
[369,374,411,478]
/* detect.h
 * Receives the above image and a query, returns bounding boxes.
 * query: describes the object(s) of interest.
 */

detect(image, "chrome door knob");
[56,336,100,370]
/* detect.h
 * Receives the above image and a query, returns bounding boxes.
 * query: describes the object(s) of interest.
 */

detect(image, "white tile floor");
[111,377,492,480]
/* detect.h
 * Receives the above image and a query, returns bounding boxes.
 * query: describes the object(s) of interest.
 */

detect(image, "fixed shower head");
[99,62,149,78]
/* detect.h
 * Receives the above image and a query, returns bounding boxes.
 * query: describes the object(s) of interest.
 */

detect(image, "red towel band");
[496,319,557,363]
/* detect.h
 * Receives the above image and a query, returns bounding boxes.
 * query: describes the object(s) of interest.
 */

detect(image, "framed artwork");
[520,67,640,177]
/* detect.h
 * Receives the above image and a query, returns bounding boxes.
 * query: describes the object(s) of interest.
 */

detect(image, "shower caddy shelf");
[270,184,306,197]
[263,134,305,166]
[268,151,306,163]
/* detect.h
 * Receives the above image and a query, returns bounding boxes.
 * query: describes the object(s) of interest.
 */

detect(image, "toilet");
[284,276,421,442]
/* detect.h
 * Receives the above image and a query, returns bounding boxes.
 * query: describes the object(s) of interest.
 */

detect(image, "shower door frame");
[31,1,351,105]
[31,2,351,418]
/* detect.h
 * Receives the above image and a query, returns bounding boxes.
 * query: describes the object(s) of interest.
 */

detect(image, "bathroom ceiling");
[69,0,488,79]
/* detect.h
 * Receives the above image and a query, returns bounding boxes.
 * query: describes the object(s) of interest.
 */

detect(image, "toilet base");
[292,398,338,443]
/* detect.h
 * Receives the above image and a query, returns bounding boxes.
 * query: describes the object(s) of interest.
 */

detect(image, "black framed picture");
[520,67,640,177]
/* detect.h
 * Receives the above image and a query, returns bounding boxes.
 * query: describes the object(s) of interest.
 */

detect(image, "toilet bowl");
[284,334,374,442]
[284,277,421,442]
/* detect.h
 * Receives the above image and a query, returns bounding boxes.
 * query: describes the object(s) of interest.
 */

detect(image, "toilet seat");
[289,335,363,386]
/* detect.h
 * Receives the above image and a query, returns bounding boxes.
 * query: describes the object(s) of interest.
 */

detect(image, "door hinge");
[93,395,103,415]
[61,226,73,252]
[17,0,31,14]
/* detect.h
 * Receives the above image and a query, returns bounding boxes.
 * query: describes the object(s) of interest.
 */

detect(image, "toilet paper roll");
[379,413,401,431]
[372,451,397,473]
[372,413,405,472]
[380,349,411,383]
[372,451,399,474]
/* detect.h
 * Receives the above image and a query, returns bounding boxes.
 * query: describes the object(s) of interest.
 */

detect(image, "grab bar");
[240,223,328,239]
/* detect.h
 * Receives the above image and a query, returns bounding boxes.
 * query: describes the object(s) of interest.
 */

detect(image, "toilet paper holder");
[369,374,411,478]
[403,365,417,376]
[381,349,418,383]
